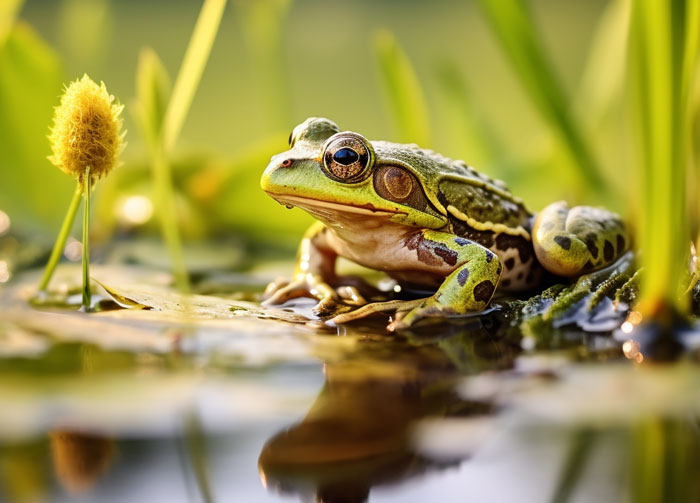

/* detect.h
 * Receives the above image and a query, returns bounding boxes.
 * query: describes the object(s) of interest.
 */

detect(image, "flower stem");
[38,181,82,293]
[81,168,91,311]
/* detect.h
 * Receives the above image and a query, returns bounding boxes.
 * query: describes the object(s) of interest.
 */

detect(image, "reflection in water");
[50,430,115,493]
[259,327,513,503]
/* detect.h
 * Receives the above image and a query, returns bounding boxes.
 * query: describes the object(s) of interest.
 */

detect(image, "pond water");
[1,260,700,503]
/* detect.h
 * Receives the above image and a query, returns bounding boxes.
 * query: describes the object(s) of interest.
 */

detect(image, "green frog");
[261,118,628,331]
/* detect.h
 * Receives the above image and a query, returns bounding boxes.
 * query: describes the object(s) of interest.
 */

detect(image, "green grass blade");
[135,46,188,290]
[629,0,689,314]
[682,0,700,235]
[374,29,430,146]
[435,60,510,174]
[143,0,226,291]
[162,0,226,155]
[183,412,213,503]
[576,0,629,125]
[0,0,23,47]
[135,47,171,150]
[631,419,665,503]
[38,182,82,292]
[235,0,292,130]
[681,0,699,102]
[549,428,595,503]
[475,0,608,194]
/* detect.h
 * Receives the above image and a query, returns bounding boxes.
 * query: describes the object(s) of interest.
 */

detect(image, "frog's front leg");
[388,230,503,331]
[263,221,349,316]
[532,201,628,277]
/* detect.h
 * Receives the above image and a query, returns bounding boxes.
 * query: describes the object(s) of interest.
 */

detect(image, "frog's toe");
[263,277,290,297]
[312,297,351,318]
[262,283,304,305]
[262,280,325,306]
[330,298,423,325]
[388,300,456,331]
[335,285,368,306]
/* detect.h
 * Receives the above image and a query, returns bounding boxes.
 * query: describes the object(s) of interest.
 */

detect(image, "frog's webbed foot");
[331,275,383,302]
[262,276,354,318]
[387,297,460,332]
[329,298,424,326]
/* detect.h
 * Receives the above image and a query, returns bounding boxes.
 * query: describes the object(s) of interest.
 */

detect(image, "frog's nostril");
[280,159,293,168]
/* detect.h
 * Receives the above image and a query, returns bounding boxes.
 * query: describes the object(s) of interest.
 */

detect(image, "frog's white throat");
[269,193,401,219]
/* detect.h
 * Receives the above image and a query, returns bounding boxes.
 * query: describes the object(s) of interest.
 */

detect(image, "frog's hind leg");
[389,230,503,330]
[532,201,628,277]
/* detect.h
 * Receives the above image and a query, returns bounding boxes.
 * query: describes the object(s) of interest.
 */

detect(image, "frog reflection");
[258,330,515,503]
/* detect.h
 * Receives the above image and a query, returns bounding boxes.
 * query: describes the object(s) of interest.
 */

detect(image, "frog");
[260,117,628,331]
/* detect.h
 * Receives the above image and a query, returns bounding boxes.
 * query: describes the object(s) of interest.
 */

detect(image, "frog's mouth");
[268,193,404,217]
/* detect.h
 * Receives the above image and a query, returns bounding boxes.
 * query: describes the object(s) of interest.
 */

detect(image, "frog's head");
[261,118,446,229]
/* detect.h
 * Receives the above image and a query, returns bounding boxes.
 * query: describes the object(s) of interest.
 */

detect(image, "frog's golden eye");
[321,133,374,183]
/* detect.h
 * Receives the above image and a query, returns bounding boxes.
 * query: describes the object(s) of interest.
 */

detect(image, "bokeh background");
[2,0,627,253]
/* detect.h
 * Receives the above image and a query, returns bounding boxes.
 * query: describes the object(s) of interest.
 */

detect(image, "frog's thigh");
[533,201,628,277]
[417,230,503,313]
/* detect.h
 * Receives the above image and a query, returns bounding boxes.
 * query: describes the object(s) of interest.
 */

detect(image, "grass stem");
[37,181,82,292]
[153,145,189,291]
[81,167,91,311]
[630,0,689,316]
[150,0,227,291]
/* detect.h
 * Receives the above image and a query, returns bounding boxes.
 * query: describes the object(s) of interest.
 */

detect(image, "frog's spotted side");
[261,118,628,330]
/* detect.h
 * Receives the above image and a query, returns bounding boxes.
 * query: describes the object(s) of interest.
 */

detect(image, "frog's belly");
[325,220,540,293]
[325,222,458,277]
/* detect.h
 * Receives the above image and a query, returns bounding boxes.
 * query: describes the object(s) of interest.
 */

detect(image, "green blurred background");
[2,0,624,251]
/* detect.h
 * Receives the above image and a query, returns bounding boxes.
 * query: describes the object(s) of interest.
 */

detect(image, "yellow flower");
[48,74,125,184]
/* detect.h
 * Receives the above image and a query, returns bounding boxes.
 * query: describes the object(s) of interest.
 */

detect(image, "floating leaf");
[97,281,312,324]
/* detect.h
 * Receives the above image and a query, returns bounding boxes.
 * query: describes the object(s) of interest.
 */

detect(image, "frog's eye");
[333,148,359,166]
[322,133,374,183]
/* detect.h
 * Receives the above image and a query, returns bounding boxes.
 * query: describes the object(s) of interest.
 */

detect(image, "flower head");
[48,74,125,184]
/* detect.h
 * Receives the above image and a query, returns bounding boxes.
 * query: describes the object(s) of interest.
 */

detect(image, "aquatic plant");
[135,0,227,292]
[468,0,699,323]
[39,74,124,310]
